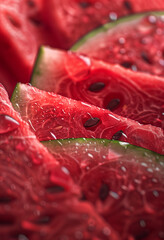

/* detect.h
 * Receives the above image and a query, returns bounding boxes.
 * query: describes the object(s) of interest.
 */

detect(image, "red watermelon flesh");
[0,61,17,98]
[41,0,164,49]
[80,160,164,239]
[31,47,164,130]
[0,84,120,239]
[0,0,59,93]
[73,12,164,76]
[11,83,164,155]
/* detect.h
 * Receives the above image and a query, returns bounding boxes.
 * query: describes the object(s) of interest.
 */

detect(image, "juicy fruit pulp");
[80,160,164,240]
[43,138,164,239]
[0,84,119,240]
[42,1,164,49]
[11,83,164,154]
[31,47,164,129]
[0,0,59,94]
[73,12,164,76]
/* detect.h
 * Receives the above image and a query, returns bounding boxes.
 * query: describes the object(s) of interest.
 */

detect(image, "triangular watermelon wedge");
[11,83,164,154]
[42,138,164,239]
[72,11,164,76]
[31,47,164,130]
[0,84,120,239]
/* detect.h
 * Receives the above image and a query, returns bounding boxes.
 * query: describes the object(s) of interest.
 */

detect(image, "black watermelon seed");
[46,185,65,194]
[0,215,14,225]
[112,130,124,140]
[35,216,51,225]
[27,0,35,7]
[134,230,150,240]
[107,98,120,111]
[121,61,133,69]
[29,17,42,26]
[99,183,109,201]
[141,52,152,64]
[124,1,133,11]
[79,2,91,8]
[0,195,14,204]
[89,82,105,92]
[84,117,100,128]
[80,193,87,201]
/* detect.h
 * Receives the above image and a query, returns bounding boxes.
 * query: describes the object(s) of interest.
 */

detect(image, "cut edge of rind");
[30,46,45,85]
[41,138,164,162]
[71,11,164,51]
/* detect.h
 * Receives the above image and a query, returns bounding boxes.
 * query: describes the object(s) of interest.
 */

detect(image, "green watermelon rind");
[31,47,45,82]
[71,11,164,51]
[10,83,21,110]
[30,46,51,88]
[42,138,164,165]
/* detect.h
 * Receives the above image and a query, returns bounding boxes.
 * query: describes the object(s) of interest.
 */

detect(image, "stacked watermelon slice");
[0,0,164,239]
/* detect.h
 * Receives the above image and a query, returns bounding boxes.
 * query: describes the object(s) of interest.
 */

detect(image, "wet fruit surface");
[42,1,164,49]
[11,84,164,154]
[31,47,164,130]
[75,14,164,76]
[1,84,119,240]
[80,160,164,239]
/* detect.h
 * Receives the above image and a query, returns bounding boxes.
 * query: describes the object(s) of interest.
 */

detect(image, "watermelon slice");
[80,159,164,239]
[72,12,164,76]
[42,138,164,181]
[41,1,164,49]
[0,84,120,239]
[11,83,164,154]
[43,138,164,239]
[31,47,164,129]
[0,0,59,92]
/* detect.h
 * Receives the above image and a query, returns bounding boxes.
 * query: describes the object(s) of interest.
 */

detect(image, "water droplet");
[147,168,153,173]
[153,190,159,197]
[140,220,146,227]
[0,114,19,134]
[109,191,119,199]
[118,37,126,44]
[148,15,157,24]
[89,82,105,92]
[141,162,148,167]
[84,117,100,128]
[88,153,93,158]
[106,98,120,111]
[121,166,127,172]
[131,65,138,71]
[109,12,117,21]
[18,234,29,240]
[159,59,164,66]
[102,227,111,236]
